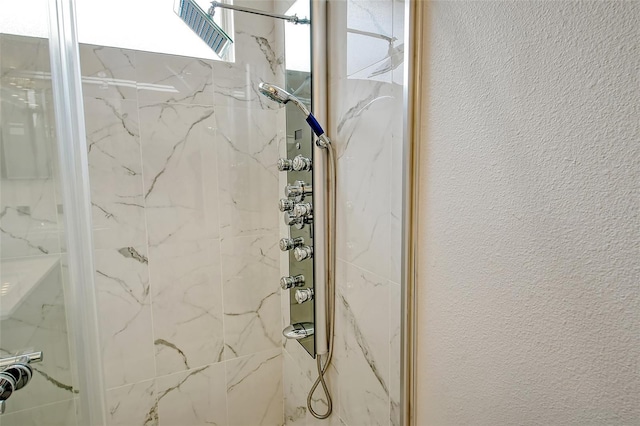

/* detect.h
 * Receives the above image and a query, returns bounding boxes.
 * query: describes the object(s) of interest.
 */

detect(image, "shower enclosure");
[0,0,406,425]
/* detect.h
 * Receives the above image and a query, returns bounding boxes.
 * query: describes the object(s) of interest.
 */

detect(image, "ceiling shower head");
[258,82,331,148]
[175,0,233,57]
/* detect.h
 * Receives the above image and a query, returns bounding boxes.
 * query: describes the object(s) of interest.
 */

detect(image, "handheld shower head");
[258,82,292,105]
[258,82,330,148]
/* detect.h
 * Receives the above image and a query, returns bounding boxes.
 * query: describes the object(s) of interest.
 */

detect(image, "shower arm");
[208,1,310,25]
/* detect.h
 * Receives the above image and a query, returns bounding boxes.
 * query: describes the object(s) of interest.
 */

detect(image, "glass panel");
[0,33,79,424]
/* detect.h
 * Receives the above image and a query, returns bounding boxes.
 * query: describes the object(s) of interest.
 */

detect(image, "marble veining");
[136,52,214,107]
[241,31,284,76]
[222,235,281,359]
[140,103,219,247]
[84,96,146,249]
[336,260,391,426]
[156,364,228,426]
[226,350,283,426]
[339,292,389,397]
[215,107,282,238]
[149,240,224,376]
[95,247,155,388]
[79,44,137,100]
[107,380,156,426]
[0,262,74,413]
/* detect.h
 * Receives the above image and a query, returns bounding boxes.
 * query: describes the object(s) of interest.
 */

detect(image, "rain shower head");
[258,82,330,148]
[176,0,232,57]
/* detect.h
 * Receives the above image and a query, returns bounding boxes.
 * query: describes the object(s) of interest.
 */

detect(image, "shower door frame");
[401,1,426,425]
[48,0,107,424]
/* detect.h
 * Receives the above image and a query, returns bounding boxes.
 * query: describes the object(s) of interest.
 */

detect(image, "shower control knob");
[279,237,305,252]
[295,288,314,304]
[285,181,312,202]
[278,198,295,212]
[284,213,313,229]
[292,155,312,172]
[277,158,293,172]
[280,274,305,290]
[293,245,313,262]
[293,203,313,218]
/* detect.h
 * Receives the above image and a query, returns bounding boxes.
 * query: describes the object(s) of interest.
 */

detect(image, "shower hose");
[307,140,337,420]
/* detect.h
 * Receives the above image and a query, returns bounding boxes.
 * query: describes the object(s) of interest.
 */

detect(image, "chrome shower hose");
[307,141,337,420]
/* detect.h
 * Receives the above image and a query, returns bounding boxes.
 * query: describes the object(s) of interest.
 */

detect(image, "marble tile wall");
[280,1,404,425]
[78,1,287,424]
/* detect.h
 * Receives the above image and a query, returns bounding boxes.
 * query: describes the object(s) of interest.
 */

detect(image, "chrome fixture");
[258,83,331,149]
[285,180,312,202]
[0,352,42,414]
[284,213,313,230]
[175,0,233,56]
[259,77,336,419]
[292,202,313,218]
[277,158,293,171]
[281,274,305,290]
[209,1,310,25]
[295,288,314,304]
[279,198,295,212]
[280,237,305,252]
[283,323,315,340]
[0,352,43,369]
[292,155,312,172]
[293,245,313,262]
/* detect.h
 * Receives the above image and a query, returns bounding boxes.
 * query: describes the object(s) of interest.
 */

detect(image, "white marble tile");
[0,180,61,258]
[155,364,228,426]
[347,0,393,36]
[346,33,393,82]
[84,96,146,249]
[139,103,219,247]
[221,235,281,359]
[282,338,319,386]
[389,282,401,426]
[336,260,390,426]
[0,399,77,426]
[79,44,137,100]
[1,38,61,258]
[0,261,75,412]
[336,80,395,280]
[136,51,214,107]
[389,82,404,284]
[283,351,308,426]
[149,240,225,376]
[94,247,156,388]
[215,106,281,238]
[212,1,285,109]
[106,379,157,426]
[225,349,283,426]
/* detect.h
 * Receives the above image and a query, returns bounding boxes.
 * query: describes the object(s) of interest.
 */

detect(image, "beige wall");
[416,2,639,424]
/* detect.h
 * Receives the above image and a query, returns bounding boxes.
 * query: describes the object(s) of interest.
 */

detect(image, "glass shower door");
[0,1,106,424]
[0,32,80,425]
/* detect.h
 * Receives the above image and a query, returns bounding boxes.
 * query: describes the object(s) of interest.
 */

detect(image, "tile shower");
[0,1,403,425]
[82,8,287,423]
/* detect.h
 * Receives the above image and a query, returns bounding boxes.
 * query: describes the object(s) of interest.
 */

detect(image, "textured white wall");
[416,2,640,425]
